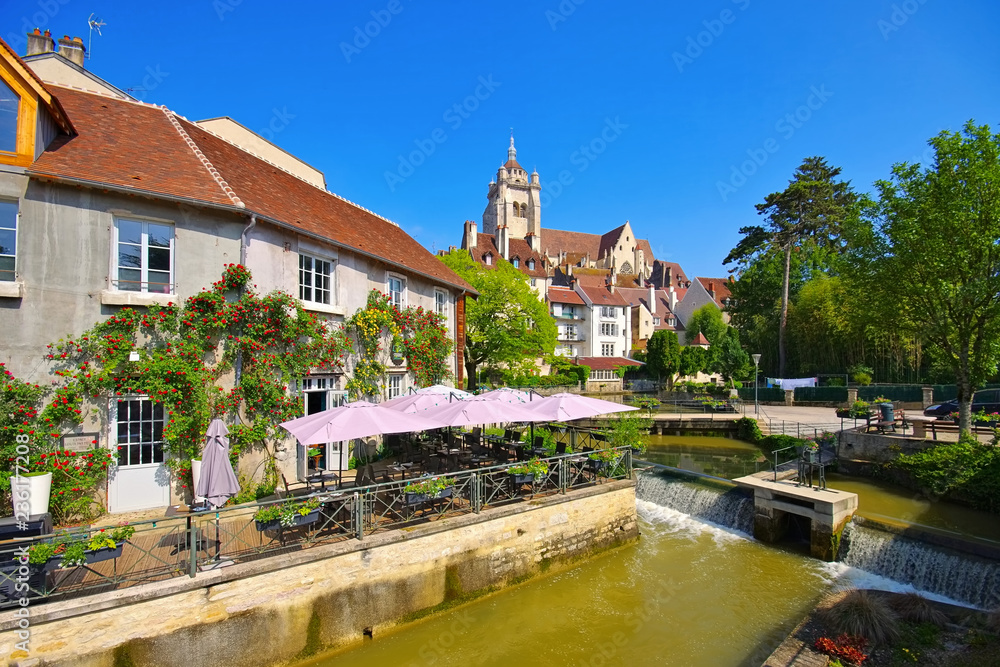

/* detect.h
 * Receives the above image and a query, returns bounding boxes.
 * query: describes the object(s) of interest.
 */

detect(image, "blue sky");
[5,0,999,279]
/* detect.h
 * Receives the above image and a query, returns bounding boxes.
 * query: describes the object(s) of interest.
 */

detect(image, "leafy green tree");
[679,345,707,380]
[712,327,752,386]
[439,250,557,390]
[847,121,1000,433]
[725,157,858,377]
[645,330,681,390]
[684,304,727,346]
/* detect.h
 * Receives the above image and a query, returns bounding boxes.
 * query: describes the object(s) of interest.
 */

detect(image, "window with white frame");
[668,316,676,326]
[299,254,333,305]
[530,278,537,287]
[600,323,618,337]
[601,343,615,357]
[653,317,661,326]
[0,200,16,282]
[591,369,616,380]
[115,219,174,293]
[512,258,520,268]
[600,306,617,319]
[388,374,403,399]
[435,289,447,317]
[527,259,535,270]
[387,274,405,308]
[484,254,493,266]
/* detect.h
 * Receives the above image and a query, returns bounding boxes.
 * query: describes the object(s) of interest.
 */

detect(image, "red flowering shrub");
[814,634,869,665]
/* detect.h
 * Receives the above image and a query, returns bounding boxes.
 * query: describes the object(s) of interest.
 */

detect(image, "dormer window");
[512,258,520,268]
[0,79,18,154]
[485,253,493,266]
[527,259,535,270]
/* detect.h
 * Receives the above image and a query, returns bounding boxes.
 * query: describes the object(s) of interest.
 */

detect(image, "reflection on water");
[303,502,839,667]
[824,473,1000,544]
[640,435,763,479]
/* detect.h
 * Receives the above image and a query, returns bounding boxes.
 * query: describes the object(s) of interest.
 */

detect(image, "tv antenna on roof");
[87,13,106,60]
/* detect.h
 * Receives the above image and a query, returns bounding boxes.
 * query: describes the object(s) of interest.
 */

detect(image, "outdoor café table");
[306,470,339,492]
[437,448,462,472]
[387,462,415,479]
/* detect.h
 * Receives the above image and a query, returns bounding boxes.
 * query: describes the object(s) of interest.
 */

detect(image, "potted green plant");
[587,448,618,474]
[253,498,321,531]
[403,476,452,506]
[306,447,322,470]
[507,458,549,485]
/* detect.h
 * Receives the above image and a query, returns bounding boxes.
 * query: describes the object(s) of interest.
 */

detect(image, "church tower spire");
[508,131,517,162]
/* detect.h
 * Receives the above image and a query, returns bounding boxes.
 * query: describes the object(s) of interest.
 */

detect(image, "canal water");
[305,498,844,667]
[299,436,1000,666]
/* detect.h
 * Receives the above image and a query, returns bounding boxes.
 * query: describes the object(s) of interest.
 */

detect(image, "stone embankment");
[0,481,637,667]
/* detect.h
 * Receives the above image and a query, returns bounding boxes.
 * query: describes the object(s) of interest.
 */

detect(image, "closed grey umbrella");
[195,419,240,509]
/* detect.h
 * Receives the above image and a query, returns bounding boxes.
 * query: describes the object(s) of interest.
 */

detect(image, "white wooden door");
[108,398,171,513]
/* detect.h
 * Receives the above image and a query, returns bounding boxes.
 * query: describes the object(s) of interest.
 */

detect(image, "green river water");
[298,435,998,667]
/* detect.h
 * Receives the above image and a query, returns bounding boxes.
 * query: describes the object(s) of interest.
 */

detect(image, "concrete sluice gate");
[635,468,1000,609]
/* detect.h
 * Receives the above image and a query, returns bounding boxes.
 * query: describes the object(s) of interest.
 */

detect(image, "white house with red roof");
[0,34,474,512]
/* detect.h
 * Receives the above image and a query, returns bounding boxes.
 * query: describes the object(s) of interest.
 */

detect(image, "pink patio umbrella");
[419,394,546,428]
[280,401,444,446]
[475,387,535,403]
[281,401,445,487]
[383,386,471,414]
[521,393,640,422]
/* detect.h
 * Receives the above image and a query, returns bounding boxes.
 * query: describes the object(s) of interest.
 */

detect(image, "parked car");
[923,389,1000,418]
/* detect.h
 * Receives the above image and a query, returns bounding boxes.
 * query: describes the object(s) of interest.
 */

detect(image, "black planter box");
[404,487,453,507]
[509,473,536,485]
[255,509,320,532]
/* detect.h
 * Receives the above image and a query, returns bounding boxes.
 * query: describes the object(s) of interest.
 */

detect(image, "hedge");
[793,386,848,402]
[737,387,786,402]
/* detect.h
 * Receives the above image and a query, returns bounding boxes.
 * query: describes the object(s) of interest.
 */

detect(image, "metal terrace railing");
[0,447,632,610]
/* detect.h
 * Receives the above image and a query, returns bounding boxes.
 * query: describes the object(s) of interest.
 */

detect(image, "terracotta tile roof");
[579,284,629,307]
[690,332,711,346]
[615,287,675,315]
[31,88,235,207]
[598,223,628,258]
[547,286,585,305]
[28,86,473,292]
[651,260,689,289]
[466,235,545,279]
[544,224,655,266]
[542,227,602,261]
[506,239,547,278]
[696,277,733,308]
[572,356,643,370]
[503,158,523,171]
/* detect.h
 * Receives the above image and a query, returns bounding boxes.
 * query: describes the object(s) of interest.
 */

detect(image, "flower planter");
[509,473,536,485]
[9,472,52,517]
[255,508,320,532]
[404,487,453,507]
[84,542,125,565]
[49,542,126,570]
[587,459,609,473]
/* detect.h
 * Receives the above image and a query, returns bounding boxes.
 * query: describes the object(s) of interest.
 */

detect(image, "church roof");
[503,158,524,171]
[542,226,655,264]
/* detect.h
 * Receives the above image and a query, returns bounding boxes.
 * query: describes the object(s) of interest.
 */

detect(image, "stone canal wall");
[0,480,637,667]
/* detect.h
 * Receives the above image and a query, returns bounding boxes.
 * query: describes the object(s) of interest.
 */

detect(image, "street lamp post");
[752,354,762,416]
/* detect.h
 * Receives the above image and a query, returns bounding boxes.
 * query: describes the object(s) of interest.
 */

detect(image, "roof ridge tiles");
[162,109,245,210]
